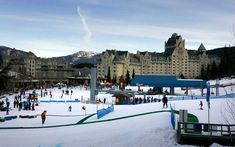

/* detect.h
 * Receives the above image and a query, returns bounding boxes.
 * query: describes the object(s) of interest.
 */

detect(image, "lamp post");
[206,82,210,125]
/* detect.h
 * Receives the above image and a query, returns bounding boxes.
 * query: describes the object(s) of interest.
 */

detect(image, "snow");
[0,78,234,147]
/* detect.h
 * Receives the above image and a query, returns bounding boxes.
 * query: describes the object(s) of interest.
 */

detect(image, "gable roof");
[198,43,206,52]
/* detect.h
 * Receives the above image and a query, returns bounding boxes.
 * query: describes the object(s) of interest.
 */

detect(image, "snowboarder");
[199,101,203,110]
[162,95,168,108]
[41,110,47,125]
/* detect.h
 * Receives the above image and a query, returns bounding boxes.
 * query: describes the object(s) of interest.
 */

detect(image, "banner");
[206,86,210,102]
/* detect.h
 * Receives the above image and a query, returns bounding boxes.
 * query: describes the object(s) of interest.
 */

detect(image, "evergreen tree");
[132,69,135,79]
[211,61,218,79]
[219,49,229,77]
[200,65,205,80]
[112,76,117,84]
[179,73,185,79]
[0,55,3,69]
[107,66,111,82]
[206,64,211,80]
[0,63,11,95]
[125,70,130,85]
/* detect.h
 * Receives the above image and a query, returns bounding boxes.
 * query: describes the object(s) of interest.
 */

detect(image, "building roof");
[129,54,140,63]
[165,33,181,47]
[198,43,206,52]
[164,48,175,56]
[187,50,199,59]
[130,75,207,88]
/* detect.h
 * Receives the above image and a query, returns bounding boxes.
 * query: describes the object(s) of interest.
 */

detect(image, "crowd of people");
[0,90,38,115]
[131,96,161,104]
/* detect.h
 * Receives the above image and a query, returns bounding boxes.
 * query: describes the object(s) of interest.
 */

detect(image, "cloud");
[109,41,137,49]
[77,6,92,43]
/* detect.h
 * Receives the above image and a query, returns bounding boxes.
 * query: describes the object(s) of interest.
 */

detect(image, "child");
[41,110,47,125]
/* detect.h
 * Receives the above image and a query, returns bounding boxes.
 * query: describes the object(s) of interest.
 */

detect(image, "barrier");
[0,109,197,129]
[177,122,235,146]
[0,110,170,129]
[40,99,81,103]
[19,115,37,119]
[2,115,18,121]
[97,105,114,119]
[170,106,175,129]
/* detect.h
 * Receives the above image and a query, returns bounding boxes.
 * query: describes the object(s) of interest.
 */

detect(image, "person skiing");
[162,95,168,108]
[41,110,47,125]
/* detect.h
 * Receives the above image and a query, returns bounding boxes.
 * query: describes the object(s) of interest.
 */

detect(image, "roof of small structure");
[130,75,207,88]
[112,93,133,98]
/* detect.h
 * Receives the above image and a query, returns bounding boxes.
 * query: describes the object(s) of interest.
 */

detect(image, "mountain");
[53,51,101,76]
[0,46,14,56]
[207,46,235,58]
[0,46,37,58]
[54,51,100,65]
[0,46,100,64]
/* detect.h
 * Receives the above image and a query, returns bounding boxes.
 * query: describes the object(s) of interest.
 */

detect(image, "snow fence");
[97,104,114,119]
[40,99,80,103]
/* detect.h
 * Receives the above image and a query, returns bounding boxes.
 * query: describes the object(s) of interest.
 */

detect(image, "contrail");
[77,6,92,43]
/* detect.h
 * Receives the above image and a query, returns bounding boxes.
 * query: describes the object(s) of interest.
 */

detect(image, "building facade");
[97,33,220,82]
[7,49,75,88]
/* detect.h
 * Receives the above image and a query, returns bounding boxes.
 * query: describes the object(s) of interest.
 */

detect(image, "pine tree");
[200,65,205,80]
[112,76,117,84]
[0,63,11,95]
[219,49,229,77]
[206,64,211,80]
[211,61,218,79]
[132,69,135,79]
[179,73,185,79]
[0,55,3,69]
[107,66,111,82]
[125,70,130,85]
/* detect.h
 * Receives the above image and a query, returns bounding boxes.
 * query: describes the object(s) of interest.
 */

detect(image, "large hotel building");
[97,33,220,81]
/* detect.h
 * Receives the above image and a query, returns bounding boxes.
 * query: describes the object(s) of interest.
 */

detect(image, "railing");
[177,122,235,146]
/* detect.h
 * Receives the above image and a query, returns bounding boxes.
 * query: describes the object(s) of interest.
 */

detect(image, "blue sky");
[0,0,235,57]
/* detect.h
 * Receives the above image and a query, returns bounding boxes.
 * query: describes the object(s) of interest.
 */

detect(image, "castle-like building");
[97,33,220,81]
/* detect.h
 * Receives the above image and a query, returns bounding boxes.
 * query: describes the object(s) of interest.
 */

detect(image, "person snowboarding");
[162,95,168,108]
[41,110,47,125]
